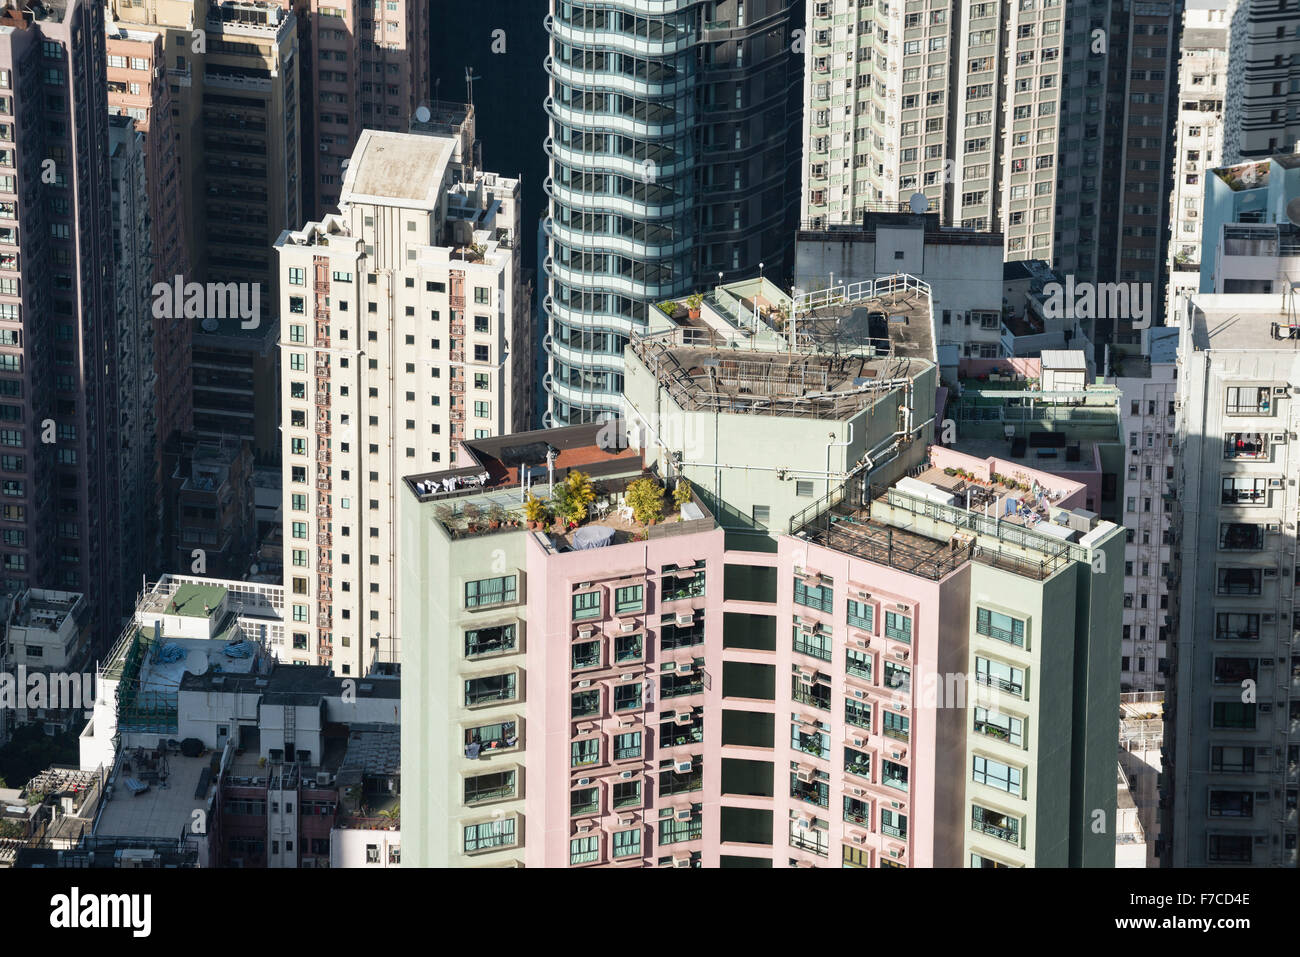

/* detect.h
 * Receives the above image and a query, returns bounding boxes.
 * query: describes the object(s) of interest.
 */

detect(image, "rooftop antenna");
[464,67,481,109]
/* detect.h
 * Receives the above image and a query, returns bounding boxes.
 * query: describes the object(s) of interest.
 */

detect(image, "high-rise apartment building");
[1198,151,1300,297]
[275,127,529,677]
[1166,292,1300,867]
[108,115,161,584]
[301,0,428,217]
[1222,0,1300,162]
[1165,2,1232,324]
[1110,327,1180,693]
[0,0,127,645]
[105,21,194,448]
[543,0,804,424]
[800,0,1181,338]
[400,280,1123,867]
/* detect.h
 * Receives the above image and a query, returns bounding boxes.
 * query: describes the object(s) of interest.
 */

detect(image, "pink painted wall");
[524,526,727,868]
[958,357,1041,380]
[928,445,1088,510]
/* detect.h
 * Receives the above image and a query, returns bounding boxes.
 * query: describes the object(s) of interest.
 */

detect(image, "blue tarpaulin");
[153,643,186,664]
[224,641,254,659]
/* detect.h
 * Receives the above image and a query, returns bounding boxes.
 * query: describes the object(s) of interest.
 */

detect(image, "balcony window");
[614,633,643,663]
[1215,613,1259,641]
[1208,790,1254,818]
[571,690,600,717]
[971,853,1013,868]
[464,672,517,707]
[971,804,1020,844]
[844,747,871,779]
[463,720,517,757]
[463,817,516,853]
[661,565,706,601]
[613,731,642,760]
[1213,657,1258,685]
[572,591,601,621]
[882,760,909,792]
[661,668,703,698]
[660,613,703,649]
[881,808,907,839]
[1224,432,1268,460]
[1207,834,1252,863]
[845,698,872,729]
[793,625,832,661]
[794,577,834,613]
[659,756,703,795]
[570,835,599,865]
[570,787,598,817]
[972,755,1022,796]
[846,649,872,680]
[847,598,874,632]
[791,724,830,758]
[571,737,599,768]
[883,710,910,742]
[1216,568,1262,596]
[1219,523,1264,550]
[465,575,517,608]
[613,828,641,858]
[614,584,644,614]
[465,623,516,657]
[973,707,1022,746]
[884,662,911,694]
[976,607,1025,646]
[464,769,516,805]
[790,774,830,808]
[571,640,601,670]
[1210,745,1254,773]
[1224,386,1270,416]
[659,710,703,748]
[884,610,912,643]
[657,810,702,845]
[613,682,643,711]
[843,796,871,826]
[613,780,642,809]
[1221,477,1268,505]
[789,820,829,857]
[1211,701,1256,729]
[976,656,1025,696]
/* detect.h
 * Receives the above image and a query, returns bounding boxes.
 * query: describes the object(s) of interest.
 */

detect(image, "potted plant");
[487,504,506,530]
[626,476,665,530]
[463,503,481,533]
[685,293,704,319]
[523,493,548,529]
[435,504,453,523]
[672,477,693,515]
[943,466,957,476]
[657,300,678,317]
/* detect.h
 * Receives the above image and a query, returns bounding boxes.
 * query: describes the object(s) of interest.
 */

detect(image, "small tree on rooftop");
[553,470,596,525]
[523,493,549,528]
[626,477,665,529]
[672,477,693,509]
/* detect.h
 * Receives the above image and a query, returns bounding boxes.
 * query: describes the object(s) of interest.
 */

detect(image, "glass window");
[972,755,1022,796]
[464,817,515,852]
[794,577,833,612]
[572,591,601,620]
[846,599,873,631]
[465,575,517,608]
[976,608,1025,646]
[570,836,599,865]
[884,610,912,643]
[614,584,644,614]
[612,828,641,858]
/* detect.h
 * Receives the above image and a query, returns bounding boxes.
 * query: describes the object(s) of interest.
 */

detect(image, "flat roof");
[166,583,229,618]
[341,130,456,209]
[95,753,210,843]
[1187,294,1300,351]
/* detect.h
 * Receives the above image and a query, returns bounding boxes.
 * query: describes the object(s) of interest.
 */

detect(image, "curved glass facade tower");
[544,1,803,425]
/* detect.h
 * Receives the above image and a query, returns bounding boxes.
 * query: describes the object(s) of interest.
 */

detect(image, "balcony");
[791,780,829,808]
[792,684,832,711]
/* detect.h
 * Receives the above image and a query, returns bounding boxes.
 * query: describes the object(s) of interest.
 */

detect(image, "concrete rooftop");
[342,130,456,210]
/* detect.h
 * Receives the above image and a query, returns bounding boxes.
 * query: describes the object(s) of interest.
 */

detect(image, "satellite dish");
[908,192,928,215]
[249,564,259,575]
[1286,197,1300,228]
[201,317,219,332]
[414,105,431,124]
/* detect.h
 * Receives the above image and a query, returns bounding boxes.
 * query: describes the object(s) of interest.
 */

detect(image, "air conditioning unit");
[852,689,866,699]
[895,603,908,611]
[576,823,592,833]
[1271,433,1286,444]
[894,651,908,661]
[851,787,864,796]
[1262,613,1276,623]
[856,590,871,600]
[675,711,693,725]
[890,801,900,809]
[315,772,332,786]
[577,626,594,638]
[889,848,900,858]
[892,749,906,759]
[578,777,591,786]
[852,737,866,748]
[620,621,636,633]
[673,854,692,868]
[1274,386,1289,396]
[851,832,866,844]
[1266,523,1282,533]
[620,770,634,779]
[856,638,870,649]
[795,767,814,783]
[577,679,592,688]
[1264,567,1278,578]
[675,760,693,774]
[674,807,693,821]
[795,816,813,829]
[1269,478,1284,488]
[620,816,635,825]
[676,613,694,625]
[677,661,693,674]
